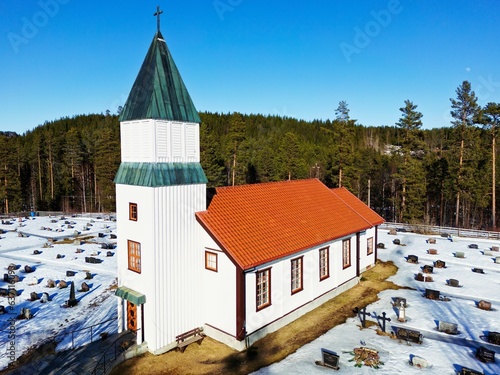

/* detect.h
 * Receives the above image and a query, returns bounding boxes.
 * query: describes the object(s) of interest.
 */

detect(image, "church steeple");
[119,27,201,123]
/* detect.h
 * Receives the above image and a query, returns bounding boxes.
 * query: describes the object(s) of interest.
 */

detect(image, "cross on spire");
[154,5,163,32]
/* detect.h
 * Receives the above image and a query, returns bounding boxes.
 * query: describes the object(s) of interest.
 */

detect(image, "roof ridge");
[330,187,374,227]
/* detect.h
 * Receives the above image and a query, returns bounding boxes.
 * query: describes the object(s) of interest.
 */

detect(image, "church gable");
[196,179,379,270]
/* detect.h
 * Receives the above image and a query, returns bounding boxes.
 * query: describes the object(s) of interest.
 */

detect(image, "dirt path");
[110,260,402,375]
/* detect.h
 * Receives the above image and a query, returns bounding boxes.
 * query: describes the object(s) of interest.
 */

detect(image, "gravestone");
[30,292,39,301]
[447,279,460,287]
[428,238,436,244]
[478,300,491,311]
[46,279,55,288]
[0,305,5,314]
[492,246,499,251]
[33,250,41,255]
[455,251,465,258]
[488,331,500,345]
[392,297,407,308]
[98,232,105,238]
[79,282,90,292]
[75,248,83,253]
[407,255,418,263]
[398,302,406,322]
[8,275,20,283]
[19,308,32,320]
[24,265,34,273]
[483,251,494,256]
[101,243,109,249]
[438,321,458,334]
[3,273,8,282]
[8,289,17,298]
[66,282,78,307]
[434,260,446,268]
[410,355,429,368]
[495,257,500,264]
[66,271,76,277]
[40,292,49,303]
[110,234,117,239]
[393,239,400,245]
[459,367,483,375]
[28,276,38,286]
[396,327,422,344]
[422,265,433,274]
[320,348,340,370]
[106,251,113,257]
[58,280,68,289]
[7,263,17,271]
[476,346,495,363]
[377,243,385,249]
[468,244,478,249]
[389,228,397,235]
[85,272,93,280]
[425,289,440,300]
[428,249,438,255]
[416,273,433,282]
[472,268,484,274]
[56,254,63,259]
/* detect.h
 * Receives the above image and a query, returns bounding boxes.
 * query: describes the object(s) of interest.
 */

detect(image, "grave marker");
[438,321,458,335]
[396,327,423,344]
[422,265,433,274]
[472,268,484,274]
[428,238,436,244]
[425,289,440,300]
[492,246,499,252]
[354,307,370,328]
[407,255,418,263]
[434,260,446,268]
[392,297,407,308]
[447,279,460,287]
[495,257,500,264]
[428,249,438,255]
[459,367,483,375]
[320,348,340,370]
[468,244,478,249]
[376,311,391,332]
[478,300,491,311]
[393,238,400,245]
[488,331,500,345]
[483,251,494,256]
[455,251,465,258]
[475,346,495,363]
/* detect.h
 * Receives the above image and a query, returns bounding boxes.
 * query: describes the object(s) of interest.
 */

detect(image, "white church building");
[114,22,384,355]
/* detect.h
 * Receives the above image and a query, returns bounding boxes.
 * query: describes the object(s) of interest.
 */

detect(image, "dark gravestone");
[33,249,41,255]
[392,297,407,308]
[3,273,8,282]
[468,244,479,249]
[79,282,90,292]
[438,321,458,335]
[320,348,339,370]
[396,327,423,344]
[66,282,78,307]
[460,367,483,375]
[422,265,433,274]
[377,243,385,249]
[476,346,495,363]
[56,254,63,259]
[85,272,93,280]
[98,232,105,238]
[75,248,83,253]
[492,246,499,252]
[66,271,76,277]
[434,260,446,268]
[447,279,460,287]
[101,243,109,249]
[18,308,32,320]
[110,234,117,239]
[478,300,491,311]
[472,268,484,274]
[425,289,440,300]
[30,292,39,301]
[488,331,500,345]
[58,280,68,289]
[46,279,55,288]
[8,275,20,283]
[8,289,17,298]
[7,263,17,271]
[416,273,433,282]
[407,255,418,263]
[0,305,5,314]
[106,251,113,257]
[24,265,34,273]
[393,238,400,245]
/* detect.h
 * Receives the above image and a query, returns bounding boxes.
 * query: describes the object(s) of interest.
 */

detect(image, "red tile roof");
[196,179,384,270]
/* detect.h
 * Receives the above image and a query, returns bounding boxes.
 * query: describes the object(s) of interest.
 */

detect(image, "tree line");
[0,81,499,229]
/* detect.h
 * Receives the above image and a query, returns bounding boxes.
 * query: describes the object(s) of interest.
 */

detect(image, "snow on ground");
[0,214,118,371]
[254,229,500,375]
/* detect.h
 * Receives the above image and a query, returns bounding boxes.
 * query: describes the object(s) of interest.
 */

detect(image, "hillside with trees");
[0,81,498,229]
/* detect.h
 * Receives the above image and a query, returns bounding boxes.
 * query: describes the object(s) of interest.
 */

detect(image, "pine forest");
[1,81,499,230]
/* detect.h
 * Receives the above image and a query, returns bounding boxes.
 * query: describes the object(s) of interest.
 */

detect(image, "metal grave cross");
[376,311,391,332]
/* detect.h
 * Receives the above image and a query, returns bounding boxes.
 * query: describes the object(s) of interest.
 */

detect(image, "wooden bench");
[176,327,205,352]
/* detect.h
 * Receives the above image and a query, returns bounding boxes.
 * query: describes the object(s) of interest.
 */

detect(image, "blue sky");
[1,0,499,134]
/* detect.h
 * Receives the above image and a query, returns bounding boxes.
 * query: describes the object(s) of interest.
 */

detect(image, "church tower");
[114,8,207,354]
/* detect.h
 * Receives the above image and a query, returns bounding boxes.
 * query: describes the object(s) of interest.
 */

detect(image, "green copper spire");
[119,31,201,123]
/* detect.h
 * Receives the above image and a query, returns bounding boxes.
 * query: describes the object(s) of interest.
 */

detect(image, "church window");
[367,237,374,255]
[319,247,329,281]
[128,240,141,273]
[291,257,303,294]
[256,268,271,311]
[205,251,218,272]
[343,239,351,269]
[129,203,138,221]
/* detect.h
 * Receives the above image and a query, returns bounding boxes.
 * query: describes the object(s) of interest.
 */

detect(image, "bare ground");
[110,260,404,375]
